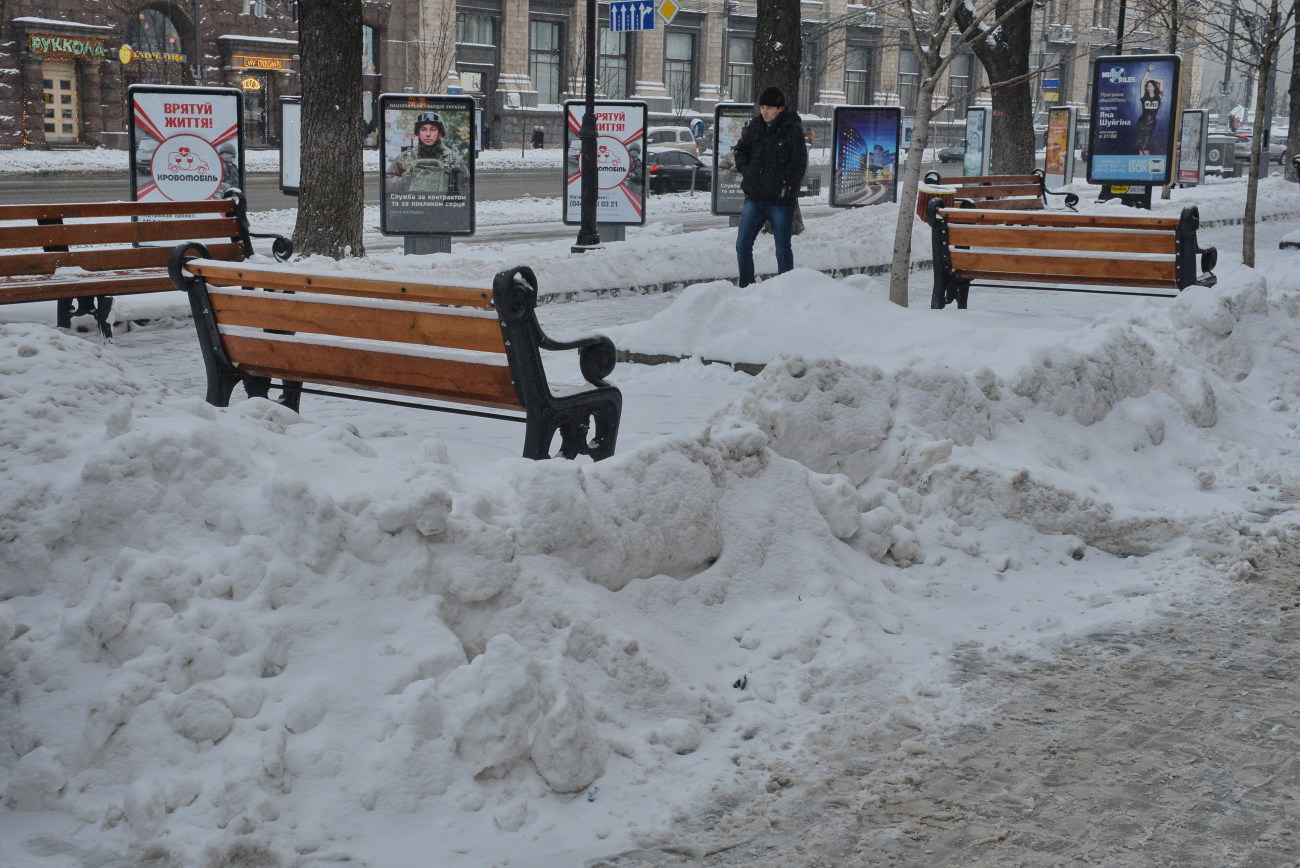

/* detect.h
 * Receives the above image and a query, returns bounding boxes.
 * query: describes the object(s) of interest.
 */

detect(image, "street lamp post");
[573,0,601,251]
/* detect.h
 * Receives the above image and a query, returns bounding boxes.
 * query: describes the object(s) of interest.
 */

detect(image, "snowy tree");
[754,0,802,107]
[887,0,1036,306]
[292,0,367,259]
[954,0,1035,174]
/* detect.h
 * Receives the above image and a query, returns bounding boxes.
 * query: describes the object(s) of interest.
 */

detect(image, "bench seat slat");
[0,216,243,251]
[952,268,1180,290]
[956,197,1043,210]
[0,241,245,279]
[190,261,494,308]
[940,208,1180,230]
[937,174,1041,186]
[951,250,1177,284]
[0,272,179,303]
[947,225,1177,255]
[949,184,1044,198]
[0,200,234,222]
[208,290,508,354]
[221,334,524,411]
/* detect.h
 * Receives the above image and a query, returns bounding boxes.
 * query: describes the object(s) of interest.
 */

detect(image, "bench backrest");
[921,173,1047,210]
[935,207,1199,289]
[180,259,524,411]
[0,198,250,279]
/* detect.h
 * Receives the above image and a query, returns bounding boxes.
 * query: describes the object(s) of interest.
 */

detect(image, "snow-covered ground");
[2,146,1299,867]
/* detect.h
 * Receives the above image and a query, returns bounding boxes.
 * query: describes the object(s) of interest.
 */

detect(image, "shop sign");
[241,77,263,91]
[120,44,186,65]
[233,55,288,71]
[28,34,107,58]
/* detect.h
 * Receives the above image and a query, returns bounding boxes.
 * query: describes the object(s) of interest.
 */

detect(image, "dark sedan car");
[937,143,964,163]
[647,149,712,193]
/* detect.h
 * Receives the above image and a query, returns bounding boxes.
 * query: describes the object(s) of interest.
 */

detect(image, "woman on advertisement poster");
[1134,68,1164,156]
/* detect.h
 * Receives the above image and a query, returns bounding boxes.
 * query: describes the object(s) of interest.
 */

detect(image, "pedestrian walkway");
[590,538,1300,867]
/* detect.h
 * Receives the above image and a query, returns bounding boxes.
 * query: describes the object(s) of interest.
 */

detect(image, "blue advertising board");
[1086,54,1181,186]
[830,105,901,207]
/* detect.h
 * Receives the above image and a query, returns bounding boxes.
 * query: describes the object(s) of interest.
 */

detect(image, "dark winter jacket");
[733,110,807,205]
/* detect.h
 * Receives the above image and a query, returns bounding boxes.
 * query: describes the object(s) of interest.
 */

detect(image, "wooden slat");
[0,273,175,303]
[0,242,245,279]
[947,224,1176,255]
[209,291,508,354]
[958,269,1180,290]
[930,174,1040,186]
[221,335,523,410]
[958,197,1043,210]
[0,215,242,250]
[0,199,234,222]
[950,250,1176,284]
[940,208,1180,231]
[189,261,494,308]
[948,183,1043,199]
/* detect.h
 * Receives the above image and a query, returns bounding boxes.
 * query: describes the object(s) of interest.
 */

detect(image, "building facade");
[1,0,1218,152]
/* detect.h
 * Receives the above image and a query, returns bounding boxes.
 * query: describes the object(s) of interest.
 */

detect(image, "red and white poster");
[128,85,243,202]
[563,100,647,226]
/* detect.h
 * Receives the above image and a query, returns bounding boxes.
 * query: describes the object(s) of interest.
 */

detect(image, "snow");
[2,146,1299,866]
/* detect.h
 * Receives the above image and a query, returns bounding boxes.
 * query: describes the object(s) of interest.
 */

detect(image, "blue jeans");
[735,199,795,288]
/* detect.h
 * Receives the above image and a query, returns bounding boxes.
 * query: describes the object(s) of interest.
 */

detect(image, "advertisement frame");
[1177,108,1207,187]
[378,92,477,237]
[280,96,300,195]
[562,99,648,227]
[128,84,244,202]
[712,102,754,216]
[830,105,902,208]
[1086,53,1182,186]
[1043,105,1077,188]
[963,107,992,176]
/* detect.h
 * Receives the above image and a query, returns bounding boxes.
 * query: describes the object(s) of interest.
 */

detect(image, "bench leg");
[92,296,114,341]
[278,380,303,413]
[523,397,622,461]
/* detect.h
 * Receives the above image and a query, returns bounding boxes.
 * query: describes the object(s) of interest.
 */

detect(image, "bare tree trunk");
[957,0,1035,174]
[890,79,941,307]
[1289,4,1300,182]
[1243,0,1282,268]
[754,0,802,108]
[293,0,366,259]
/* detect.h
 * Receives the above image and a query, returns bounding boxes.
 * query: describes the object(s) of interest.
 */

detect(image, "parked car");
[646,126,700,157]
[1232,131,1285,163]
[937,143,964,163]
[646,149,711,194]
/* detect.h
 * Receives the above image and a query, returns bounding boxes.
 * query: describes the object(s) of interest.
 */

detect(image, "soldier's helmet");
[414,111,445,136]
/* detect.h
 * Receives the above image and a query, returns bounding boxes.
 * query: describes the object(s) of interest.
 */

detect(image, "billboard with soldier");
[380,93,476,236]
[712,103,753,216]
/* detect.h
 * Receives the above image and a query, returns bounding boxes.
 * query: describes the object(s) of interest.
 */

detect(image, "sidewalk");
[590,543,1300,867]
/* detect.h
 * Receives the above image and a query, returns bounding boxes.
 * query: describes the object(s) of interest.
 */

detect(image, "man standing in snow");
[732,86,807,288]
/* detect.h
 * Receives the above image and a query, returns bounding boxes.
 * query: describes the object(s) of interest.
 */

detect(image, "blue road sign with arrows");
[609,0,655,32]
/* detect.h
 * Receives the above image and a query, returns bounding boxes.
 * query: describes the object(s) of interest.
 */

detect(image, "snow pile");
[3,255,1298,864]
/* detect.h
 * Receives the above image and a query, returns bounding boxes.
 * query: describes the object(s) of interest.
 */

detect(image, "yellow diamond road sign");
[657,0,679,24]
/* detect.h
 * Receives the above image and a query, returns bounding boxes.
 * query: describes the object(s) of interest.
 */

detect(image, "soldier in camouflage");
[387,112,470,195]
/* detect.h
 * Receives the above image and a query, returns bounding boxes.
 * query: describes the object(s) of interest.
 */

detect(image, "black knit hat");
[758,86,786,108]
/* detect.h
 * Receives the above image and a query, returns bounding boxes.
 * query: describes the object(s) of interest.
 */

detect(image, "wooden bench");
[0,191,291,340]
[921,170,1079,213]
[166,243,622,461]
[927,202,1218,309]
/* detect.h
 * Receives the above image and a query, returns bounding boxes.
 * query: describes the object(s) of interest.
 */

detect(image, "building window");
[457,12,495,45]
[664,30,696,111]
[1093,0,1113,28]
[727,35,753,103]
[844,44,873,105]
[244,0,269,17]
[530,19,563,105]
[945,52,974,121]
[123,10,189,85]
[897,48,919,115]
[598,26,630,98]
